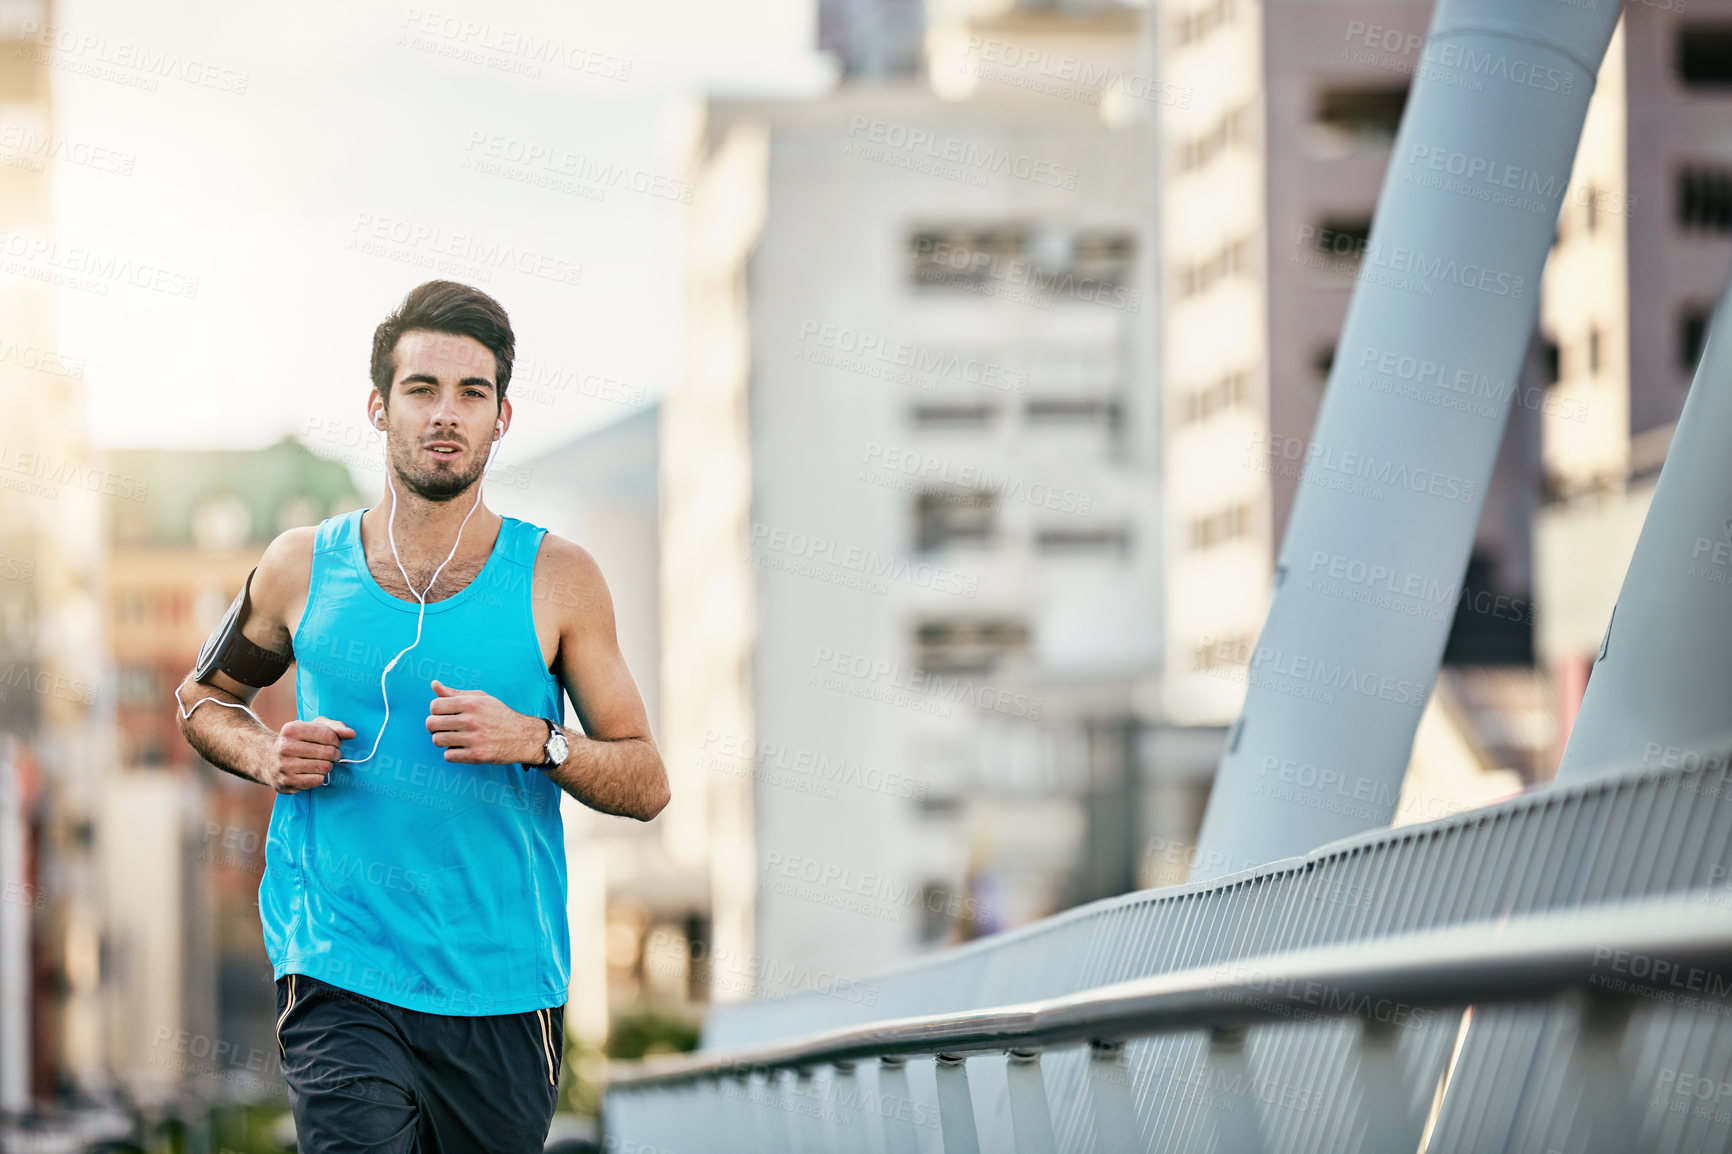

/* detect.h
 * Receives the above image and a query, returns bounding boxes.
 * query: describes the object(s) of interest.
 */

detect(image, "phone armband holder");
[193,566,293,688]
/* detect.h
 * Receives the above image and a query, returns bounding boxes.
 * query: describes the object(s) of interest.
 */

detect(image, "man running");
[174,280,669,1152]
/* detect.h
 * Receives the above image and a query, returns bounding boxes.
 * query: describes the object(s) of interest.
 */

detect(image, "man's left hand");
[426,679,544,764]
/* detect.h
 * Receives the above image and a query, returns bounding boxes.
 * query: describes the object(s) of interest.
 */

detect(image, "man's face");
[372,330,510,502]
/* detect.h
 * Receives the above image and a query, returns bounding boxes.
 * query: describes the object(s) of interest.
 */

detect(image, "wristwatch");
[536,718,570,770]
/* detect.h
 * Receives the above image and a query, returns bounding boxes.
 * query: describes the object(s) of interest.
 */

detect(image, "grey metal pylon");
[1190,0,1624,880]
[1554,273,1732,782]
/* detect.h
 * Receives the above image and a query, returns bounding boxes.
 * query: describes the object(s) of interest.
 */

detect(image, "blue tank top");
[258,508,569,1015]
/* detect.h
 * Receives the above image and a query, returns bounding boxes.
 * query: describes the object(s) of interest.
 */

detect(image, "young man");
[175,280,669,1152]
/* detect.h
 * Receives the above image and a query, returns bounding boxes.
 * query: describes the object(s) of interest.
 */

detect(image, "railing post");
[1005,1048,1059,1154]
[1565,995,1639,1154]
[1204,1027,1268,1154]
[829,1061,870,1154]
[787,1067,821,1154]
[1087,1039,1142,1153]
[878,1056,921,1154]
[715,1072,746,1154]
[933,1053,981,1154]
[1352,1018,1427,1153]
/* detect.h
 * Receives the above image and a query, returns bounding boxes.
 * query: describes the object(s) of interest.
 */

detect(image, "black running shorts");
[275,973,565,1153]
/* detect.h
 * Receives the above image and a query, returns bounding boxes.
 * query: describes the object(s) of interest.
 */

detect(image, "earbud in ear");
[495,421,504,438]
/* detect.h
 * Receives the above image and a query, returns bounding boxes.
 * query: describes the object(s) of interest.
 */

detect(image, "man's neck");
[363,484,500,573]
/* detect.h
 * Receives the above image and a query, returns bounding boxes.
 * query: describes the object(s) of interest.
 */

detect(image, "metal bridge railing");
[609,899,1732,1153]
[607,748,1732,1152]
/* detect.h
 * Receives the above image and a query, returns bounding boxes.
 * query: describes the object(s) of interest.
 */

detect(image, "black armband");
[193,566,293,688]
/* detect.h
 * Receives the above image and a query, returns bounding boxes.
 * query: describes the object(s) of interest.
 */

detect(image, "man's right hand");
[266,716,356,793]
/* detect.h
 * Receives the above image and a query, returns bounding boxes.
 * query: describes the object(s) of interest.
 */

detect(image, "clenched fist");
[426,680,544,765]
[265,716,355,793]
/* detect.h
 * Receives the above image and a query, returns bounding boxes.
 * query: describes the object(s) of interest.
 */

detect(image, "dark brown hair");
[370,281,515,410]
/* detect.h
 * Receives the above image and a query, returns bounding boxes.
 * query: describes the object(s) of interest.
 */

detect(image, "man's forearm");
[537,727,668,820]
[175,682,273,785]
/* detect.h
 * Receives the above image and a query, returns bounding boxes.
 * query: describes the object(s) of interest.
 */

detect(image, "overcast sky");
[38,0,830,474]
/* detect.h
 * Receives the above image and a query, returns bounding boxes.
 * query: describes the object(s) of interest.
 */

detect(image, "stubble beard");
[386,438,488,502]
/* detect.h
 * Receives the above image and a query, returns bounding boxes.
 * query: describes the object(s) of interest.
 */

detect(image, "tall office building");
[665,0,1169,994]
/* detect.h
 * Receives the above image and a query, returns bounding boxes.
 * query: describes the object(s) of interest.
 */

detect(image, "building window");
[1025,398,1122,428]
[914,618,1030,675]
[1176,104,1251,173]
[911,403,997,429]
[909,225,1135,300]
[1312,346,1335,387]
[1304,217,1372,272]
[1678,25,1732,87]
[1314,86,1408,148]
[1177,236,1250,298]
[915,490,996,551]
[1179,371,1249,425]
[1035,527,1130,554]
[1677,167,1732,233]
[117,662,159,707]
[1681,307,1712,373]
[1188,503,1252,551]
[1172,0,1235,48]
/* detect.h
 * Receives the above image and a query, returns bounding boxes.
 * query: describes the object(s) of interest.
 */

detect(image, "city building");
[665,0,1174,997]
[0,0,114,1121]
[101,438,359,1109]
[1537,6,1732,762]
[1151,0,1559,856]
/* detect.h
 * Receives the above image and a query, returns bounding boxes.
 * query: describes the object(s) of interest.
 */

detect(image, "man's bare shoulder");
[530,531,612,622]
[248,526,319,626]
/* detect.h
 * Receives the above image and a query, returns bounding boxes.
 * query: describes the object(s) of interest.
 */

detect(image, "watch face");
[548,731,569,765]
